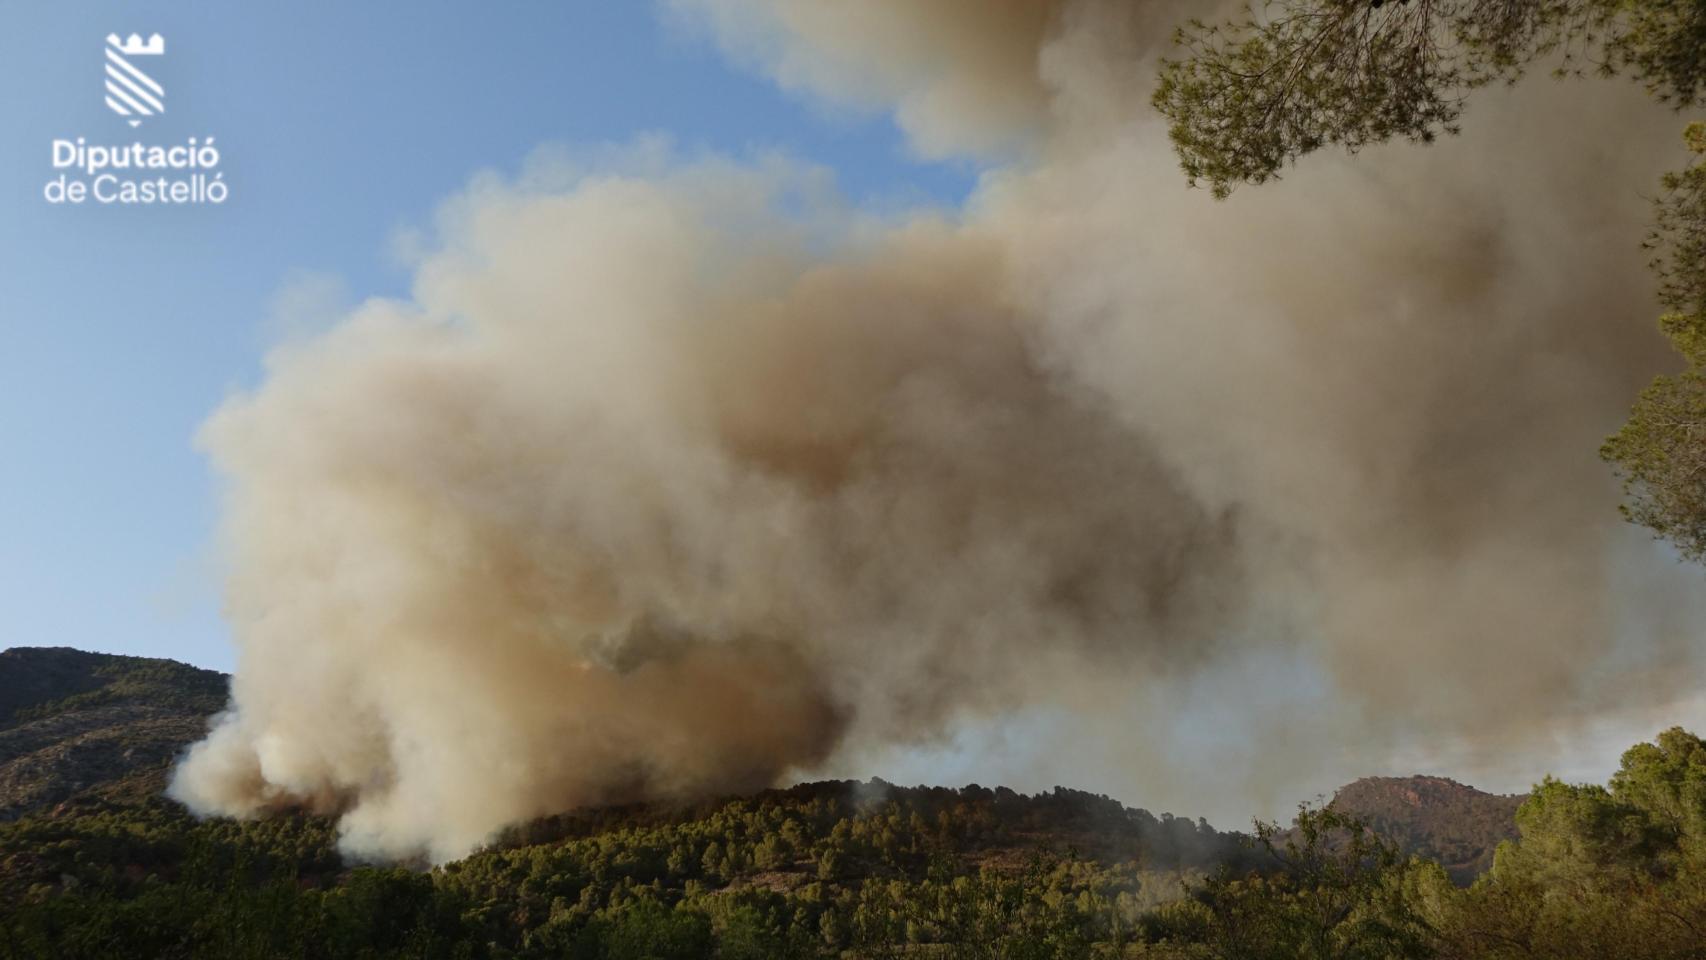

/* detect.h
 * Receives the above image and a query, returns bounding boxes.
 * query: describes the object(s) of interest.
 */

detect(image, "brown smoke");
[173,0,1706,857]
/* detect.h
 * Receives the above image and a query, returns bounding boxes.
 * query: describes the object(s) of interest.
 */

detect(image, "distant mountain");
[0,646,226,819]
[1330,774,1524,883]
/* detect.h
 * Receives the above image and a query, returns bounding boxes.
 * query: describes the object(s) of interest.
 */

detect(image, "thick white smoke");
[173,0,1706,859]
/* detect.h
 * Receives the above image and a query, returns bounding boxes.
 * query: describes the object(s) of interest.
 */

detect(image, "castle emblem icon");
[105,34,165,127]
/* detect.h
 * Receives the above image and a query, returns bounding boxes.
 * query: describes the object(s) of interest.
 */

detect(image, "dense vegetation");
[0,777,1248,959]
[1,709,1701,957]
[0,647,225,729]
[0,648,227,820]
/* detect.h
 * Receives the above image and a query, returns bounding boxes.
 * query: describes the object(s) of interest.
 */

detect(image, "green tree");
[1189,806,1435,960]
[1153,0,1706,198]
[1419,728,1706,959]
[1603,127,1706,559]
[1610,725,1706,855]
[1154,0,1706,553]
[577,897,714,960]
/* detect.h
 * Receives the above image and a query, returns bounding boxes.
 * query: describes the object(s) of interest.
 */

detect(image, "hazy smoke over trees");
[173,0,1706,861]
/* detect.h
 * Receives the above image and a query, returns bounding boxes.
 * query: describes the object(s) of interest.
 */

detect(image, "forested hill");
[0,648,1698,956]
[0,646,227,819]
[0,729,1261,955]
[1329,775,1524,884]
[0,645,1531,875]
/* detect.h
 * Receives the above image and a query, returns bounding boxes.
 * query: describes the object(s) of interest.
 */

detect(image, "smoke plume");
[173,0,1706,859]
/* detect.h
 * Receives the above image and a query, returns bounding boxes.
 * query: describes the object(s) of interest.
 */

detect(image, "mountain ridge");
[0,644,1525,883]
[0,645,226,819]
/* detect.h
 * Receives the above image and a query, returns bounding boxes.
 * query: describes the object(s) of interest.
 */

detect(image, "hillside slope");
[1330,775,1523,883]
[0,643,1563,956]
[0,646,1528,883]
[0,646,226,819]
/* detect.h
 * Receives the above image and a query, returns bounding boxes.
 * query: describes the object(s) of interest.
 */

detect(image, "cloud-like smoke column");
[174,0,1706,859]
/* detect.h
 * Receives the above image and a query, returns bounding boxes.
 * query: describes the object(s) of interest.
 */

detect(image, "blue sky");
[0,2,972,673]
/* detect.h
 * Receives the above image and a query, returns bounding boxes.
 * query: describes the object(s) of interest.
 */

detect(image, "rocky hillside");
[0,646,227,819]
[1331,774,1524,883]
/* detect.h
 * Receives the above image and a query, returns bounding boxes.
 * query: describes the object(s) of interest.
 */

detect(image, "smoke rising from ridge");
[174,0,1706,858]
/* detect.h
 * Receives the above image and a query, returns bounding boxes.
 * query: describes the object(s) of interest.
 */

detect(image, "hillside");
[0,767,1257,956]
[0,646,1528,872]
[0,644,1556,957]
[0,645,1531,880]
[1330,775,1524,883]
[0,646,226,819]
